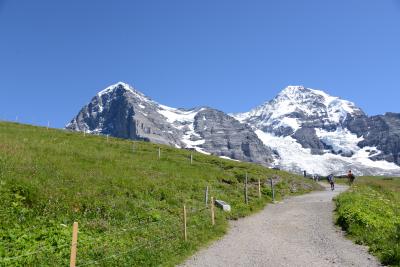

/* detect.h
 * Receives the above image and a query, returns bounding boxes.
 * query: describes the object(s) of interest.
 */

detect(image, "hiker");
[347,170,355,185]
[327,174,335,191]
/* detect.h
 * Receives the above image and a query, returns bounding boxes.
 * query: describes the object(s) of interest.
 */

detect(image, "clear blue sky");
[1,0,399,128]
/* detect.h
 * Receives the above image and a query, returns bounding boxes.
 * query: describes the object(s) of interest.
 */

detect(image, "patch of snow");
[138,104,145,109]
[230,112,248,123]
[352,146,400,170]
[315,128,363,155]
[157,105,210,153]
[181,123,205,147]
[278,117,301,131]
[157,105,208,154]
[310,88,358,124]
[158,105,202,124]
[196,149,211,155]
[97,82,134,97]
[219,156,240,162]
[98,100,104,113]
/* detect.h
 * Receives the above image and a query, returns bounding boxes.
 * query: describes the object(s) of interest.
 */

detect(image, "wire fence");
[0,129,279,266]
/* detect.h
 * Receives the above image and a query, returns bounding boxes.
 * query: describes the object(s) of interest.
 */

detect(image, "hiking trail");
[180,184,381,267]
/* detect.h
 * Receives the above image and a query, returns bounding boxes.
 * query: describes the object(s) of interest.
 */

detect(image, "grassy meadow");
[0,121,320,266]
[335,176,400,266]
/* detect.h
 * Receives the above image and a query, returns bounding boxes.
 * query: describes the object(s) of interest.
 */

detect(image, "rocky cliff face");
[193,109,275,163]
[349,113,400,165]
[66,82,274,165]
[66,82,183,146]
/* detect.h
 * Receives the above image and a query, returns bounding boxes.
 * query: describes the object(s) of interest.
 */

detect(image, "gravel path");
[180,184,381,267]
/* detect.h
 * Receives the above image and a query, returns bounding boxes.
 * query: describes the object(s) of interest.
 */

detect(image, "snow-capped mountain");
[232,86,400,176]
[66,82,274,165]
[66,83,400,176]
[234,86,365,136]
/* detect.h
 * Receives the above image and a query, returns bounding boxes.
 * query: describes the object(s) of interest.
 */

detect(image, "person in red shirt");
[347,170,355,185]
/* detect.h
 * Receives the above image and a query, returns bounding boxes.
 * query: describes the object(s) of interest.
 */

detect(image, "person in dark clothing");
[347,170,355,185]
[327,174,335,191]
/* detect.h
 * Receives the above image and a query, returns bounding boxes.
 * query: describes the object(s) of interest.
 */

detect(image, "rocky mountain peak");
[233,86,365,136]
[66,83,275,166]
[97,82,152,103]
[277,85,308,98]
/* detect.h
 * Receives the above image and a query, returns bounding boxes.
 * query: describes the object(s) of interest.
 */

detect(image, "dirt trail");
[180,184,381,267]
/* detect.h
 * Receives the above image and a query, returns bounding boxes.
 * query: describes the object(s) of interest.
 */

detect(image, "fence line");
[0,216,181,263]
[1,137,278,264]
[1,243,72,262]
[76,232,179,267]
[2,184,272,265]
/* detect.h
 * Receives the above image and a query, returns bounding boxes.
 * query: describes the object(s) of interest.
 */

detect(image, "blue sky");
[0,0,399,128]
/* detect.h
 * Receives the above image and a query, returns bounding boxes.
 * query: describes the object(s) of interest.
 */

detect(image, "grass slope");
[335,177,400,266]
[0,122,320,266]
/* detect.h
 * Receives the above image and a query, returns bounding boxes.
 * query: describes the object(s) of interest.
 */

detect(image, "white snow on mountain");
[157,105,208,153]
[97,82,151,103]
[233,86,363,131]
[315,127,363,155]
[234,85,400,176]
[158,105,201,125]
[97,82,134,97]
[219,156,240,162]
[309,88,358,124]
[255,130,400,176]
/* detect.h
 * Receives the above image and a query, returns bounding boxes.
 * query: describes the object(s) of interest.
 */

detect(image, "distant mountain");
[66,82,274,165]
[66,83,400,176]
[232,86,400,176]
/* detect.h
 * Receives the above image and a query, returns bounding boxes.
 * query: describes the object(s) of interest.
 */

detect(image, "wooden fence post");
[107,134,109,142]
[211,197,215,226]
[205,186,209,207]
[70,222,78,267]
[190,153,193,165]
[245,172,248,204]
[270,178,275,202]
[183,205,187,241]
[258,178,261,199]
[158,147,161,159]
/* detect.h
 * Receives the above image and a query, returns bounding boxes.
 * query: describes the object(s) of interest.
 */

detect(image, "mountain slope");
[66,82,274,165]
[0,121,318,266]
[233,86,400,176]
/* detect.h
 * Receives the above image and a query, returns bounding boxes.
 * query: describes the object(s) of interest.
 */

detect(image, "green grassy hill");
[335,177,400,266]
[0,121,320,266]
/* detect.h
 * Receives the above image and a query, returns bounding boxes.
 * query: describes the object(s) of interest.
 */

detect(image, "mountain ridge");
[66,82,400,176]
[66,82,275,165]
